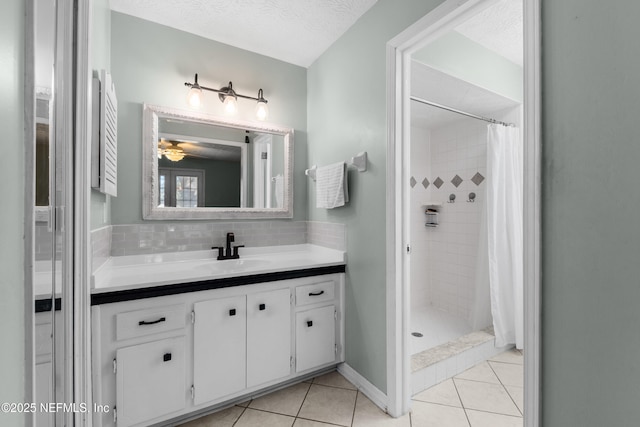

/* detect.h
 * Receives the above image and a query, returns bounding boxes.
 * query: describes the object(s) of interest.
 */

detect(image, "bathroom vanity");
[91,244,345,427]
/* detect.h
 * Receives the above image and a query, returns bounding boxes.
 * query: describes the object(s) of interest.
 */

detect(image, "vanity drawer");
[295,281,335,306]
[116,304,186,341]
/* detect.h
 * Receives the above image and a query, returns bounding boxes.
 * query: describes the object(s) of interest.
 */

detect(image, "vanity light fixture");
[184,73,269,121]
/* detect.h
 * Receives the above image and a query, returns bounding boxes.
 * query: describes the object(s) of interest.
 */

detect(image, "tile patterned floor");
[179,349,523,427]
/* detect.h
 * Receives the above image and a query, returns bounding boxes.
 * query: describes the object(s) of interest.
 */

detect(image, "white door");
[296,305,336,372]
[115,336,186,427]
[246,288,291,388]
[193,295,246,405]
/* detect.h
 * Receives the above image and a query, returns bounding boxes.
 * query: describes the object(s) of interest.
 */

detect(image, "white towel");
[273,174,284,208]
[315,162,349,209]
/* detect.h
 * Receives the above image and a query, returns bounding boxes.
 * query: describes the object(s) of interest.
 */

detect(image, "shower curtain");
[486,124,524,349]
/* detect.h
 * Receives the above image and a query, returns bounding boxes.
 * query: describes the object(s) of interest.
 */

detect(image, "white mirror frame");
[142,104,294,220]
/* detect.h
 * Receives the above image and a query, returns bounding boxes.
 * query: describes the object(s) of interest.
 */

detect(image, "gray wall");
[158,157,242,207]
[541,1,640,425]
[413,31,523,102]
[0,0,26,424]
[109,12,308,225]
[307,0,444,393]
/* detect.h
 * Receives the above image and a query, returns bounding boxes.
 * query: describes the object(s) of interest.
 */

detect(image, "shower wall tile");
[425,116,487,321]
[419,106,521,322]
[410,126,433,310]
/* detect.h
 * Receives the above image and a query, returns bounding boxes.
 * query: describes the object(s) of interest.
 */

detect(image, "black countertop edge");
[91,264,346,306]
[35,298,62,313]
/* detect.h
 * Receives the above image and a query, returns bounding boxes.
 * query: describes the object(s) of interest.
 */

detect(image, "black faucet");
[213,232,244,260]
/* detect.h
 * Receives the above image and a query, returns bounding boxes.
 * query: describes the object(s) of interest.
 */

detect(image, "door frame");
[384,0,541,424]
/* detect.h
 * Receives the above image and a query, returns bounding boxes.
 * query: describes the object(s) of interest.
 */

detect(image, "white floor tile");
[489,349,523,365]
[352,392,410,427]
[412,379,462,407]
[410,401,470,427]
[454,379,520,416]
[312,371,357,390]
[234,408,295,427]
[466,409,523,427]
[504,385,524,415]
[293,419,339,427]
[489,361,524,387]
[455,362,501,384]
[297,384,357,426]
[249,382,310,416]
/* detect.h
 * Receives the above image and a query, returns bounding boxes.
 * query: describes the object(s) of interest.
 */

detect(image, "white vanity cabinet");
[246,288,292,388]
[92,273,344,427]
[115,336,187,427]
[193,295,246,405]
[294,280,339,373]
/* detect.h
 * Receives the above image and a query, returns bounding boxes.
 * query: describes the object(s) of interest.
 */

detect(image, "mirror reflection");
[142,104,293,220]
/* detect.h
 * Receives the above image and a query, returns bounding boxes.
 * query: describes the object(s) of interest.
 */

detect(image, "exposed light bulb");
[223,95,238,114]
[255,100,269,121]
[187,86,202,108]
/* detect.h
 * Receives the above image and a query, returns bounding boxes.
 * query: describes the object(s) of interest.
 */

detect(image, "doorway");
[385,0,540,424]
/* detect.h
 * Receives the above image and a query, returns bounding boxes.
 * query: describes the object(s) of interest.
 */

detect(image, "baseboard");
[337,363,388,413]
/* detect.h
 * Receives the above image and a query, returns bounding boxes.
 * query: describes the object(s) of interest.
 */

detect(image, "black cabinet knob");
[163,353,172,362]
[229,309,236,316]
[309,290,325,296]
[307,320,313,327]
[259,303,266,311]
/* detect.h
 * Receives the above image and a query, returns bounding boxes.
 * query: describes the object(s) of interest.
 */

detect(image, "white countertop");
[92,244,346,294]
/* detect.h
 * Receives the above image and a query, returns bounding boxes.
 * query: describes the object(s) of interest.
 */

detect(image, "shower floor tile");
[411,305,473,355]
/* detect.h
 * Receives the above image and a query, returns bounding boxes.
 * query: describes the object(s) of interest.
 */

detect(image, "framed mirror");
[142,104,294,219]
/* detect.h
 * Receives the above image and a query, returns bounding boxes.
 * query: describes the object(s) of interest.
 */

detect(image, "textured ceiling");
[411,62,519,129]
[109,0,378,67]
[455,0,523,66]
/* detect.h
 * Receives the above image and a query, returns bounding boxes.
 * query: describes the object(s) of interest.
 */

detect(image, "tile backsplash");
[307,221,347,251]
[91,225,112,272]
[91,221,346,261]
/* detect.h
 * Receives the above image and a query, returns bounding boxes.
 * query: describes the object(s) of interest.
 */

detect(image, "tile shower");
[409,107,521,393]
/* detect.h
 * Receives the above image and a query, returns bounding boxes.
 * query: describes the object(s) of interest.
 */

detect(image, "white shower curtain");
[486,124,524,349]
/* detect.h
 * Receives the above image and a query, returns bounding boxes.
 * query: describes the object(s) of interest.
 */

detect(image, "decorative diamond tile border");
[421,178,430,189]
[433,177,444,189]
[410,176,417,188]
[471,172,485,186]
[451,174,463,188]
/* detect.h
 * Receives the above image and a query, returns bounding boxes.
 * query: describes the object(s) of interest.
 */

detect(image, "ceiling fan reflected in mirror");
[157,137,243,163]
[158,138,187,162]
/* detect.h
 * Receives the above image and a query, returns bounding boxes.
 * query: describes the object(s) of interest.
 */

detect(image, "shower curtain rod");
[410,96,515,127]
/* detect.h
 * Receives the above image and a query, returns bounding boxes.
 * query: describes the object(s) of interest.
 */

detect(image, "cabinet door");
[116,336,186,427]
[193,295,246,405]
[246,288,291,388]
[296,305,336,372]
